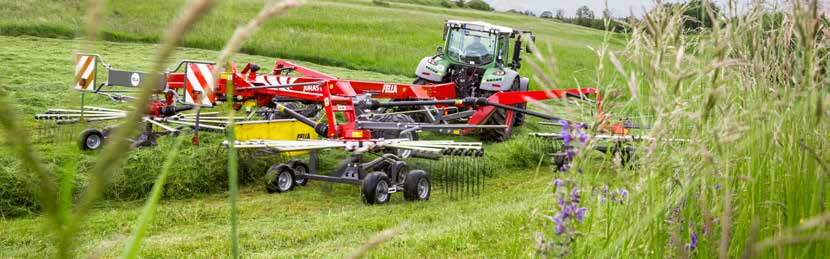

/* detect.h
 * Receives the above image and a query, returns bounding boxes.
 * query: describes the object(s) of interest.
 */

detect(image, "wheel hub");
[417,178,429,199]
[277,171,292,190]
[86,135,101,149]
[376,180,389,202]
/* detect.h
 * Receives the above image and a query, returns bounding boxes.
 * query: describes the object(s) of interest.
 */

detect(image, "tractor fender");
[519,77,529,91]
[414,57,447,82]
[480,68,519,92]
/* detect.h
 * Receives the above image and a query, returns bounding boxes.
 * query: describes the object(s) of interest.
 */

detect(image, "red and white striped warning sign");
[74,55,96,91]
[184,63,215,107]
[257,75,298,86]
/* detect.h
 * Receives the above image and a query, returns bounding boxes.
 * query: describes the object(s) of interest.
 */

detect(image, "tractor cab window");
[446,28,497,65]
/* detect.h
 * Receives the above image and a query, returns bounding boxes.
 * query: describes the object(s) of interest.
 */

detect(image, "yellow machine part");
[233,120,318,156]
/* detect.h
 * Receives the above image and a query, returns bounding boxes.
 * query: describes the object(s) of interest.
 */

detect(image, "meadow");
[0,0,829,258]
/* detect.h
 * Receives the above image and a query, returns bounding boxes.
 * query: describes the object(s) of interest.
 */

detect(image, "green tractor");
[413,20,535,141]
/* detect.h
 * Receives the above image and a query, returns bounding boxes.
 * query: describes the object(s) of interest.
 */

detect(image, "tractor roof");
[446,20,515,34]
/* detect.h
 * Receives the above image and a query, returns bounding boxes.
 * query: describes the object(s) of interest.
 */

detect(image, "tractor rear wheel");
[362,172,391,205]
[403,170,430,201]
[371,114,419,158]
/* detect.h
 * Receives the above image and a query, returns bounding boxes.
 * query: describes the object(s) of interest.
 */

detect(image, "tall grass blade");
[122,134,188,259]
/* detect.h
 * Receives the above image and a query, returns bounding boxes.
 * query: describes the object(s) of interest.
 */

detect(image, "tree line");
[510,0,722,33]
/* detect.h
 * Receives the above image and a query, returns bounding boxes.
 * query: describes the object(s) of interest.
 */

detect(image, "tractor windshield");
[446,28,497,66]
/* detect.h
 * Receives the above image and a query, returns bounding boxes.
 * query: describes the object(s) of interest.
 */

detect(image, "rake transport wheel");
[362,172,392,205]
[371,114,419,158]
[287,160,309,186]
[265,164,295,193]
[403,170,431,201]
[78,128,104,150]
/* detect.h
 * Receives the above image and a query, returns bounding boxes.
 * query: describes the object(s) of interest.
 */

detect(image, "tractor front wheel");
[480,107,513,142]
[362,172,391,205]
[510,79,527,126]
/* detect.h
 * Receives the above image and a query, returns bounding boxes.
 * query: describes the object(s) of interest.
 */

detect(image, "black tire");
[371,114,419,158]
[78,128,104,150]
[265,164,295,193]
[264,102,320,120]
[361,172,391,205]
[480,107,513,142]
[386,161,408,185]
[412,78,432,85]
[510,79,526,126]
[403,170,430,201]
[289,160,309,186]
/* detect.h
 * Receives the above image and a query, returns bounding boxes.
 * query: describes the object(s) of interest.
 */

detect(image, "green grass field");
[0,0,622,82]
[0,0,829,258]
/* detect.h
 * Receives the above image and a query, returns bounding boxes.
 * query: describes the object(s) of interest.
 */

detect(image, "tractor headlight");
[427,59,438,66]
[492,70,506,76]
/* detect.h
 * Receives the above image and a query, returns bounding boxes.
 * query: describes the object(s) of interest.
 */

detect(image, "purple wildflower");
[551,216,564,234]
[601,186,609,193]
[570,187,581,202]
[553,178,563,189]
[559,120,569,130]
[685,232,698,252]
[575,207,588,222]
[558,197,565,208]
[562,134,572,146]
[565,149,576,159]
[578,132,588,145]
[560,164,569,172]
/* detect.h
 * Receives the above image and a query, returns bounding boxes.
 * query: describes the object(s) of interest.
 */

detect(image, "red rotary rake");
[34,53,617,204]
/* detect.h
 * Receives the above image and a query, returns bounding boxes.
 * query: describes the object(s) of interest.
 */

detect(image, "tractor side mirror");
[435,46,443,56]
[525,35,536,54]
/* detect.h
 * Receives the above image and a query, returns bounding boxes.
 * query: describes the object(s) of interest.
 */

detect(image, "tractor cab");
[443,20,514,67]
[415,20,534,96]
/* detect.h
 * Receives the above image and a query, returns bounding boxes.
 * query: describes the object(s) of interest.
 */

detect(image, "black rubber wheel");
[290,160,309,186]
[265,165,295,193]
[403,170,430,201]
[264,102,320,120]
[412,78,432,85]
[371,114,419,158]
[78,128,104,150]
[510,79,526,126]
[361,172,391,205]
[385,161,408,185]
[480,107,513,142]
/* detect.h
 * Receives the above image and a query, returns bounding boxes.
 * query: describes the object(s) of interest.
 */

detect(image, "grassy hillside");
[0,0,622,84]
